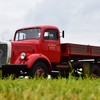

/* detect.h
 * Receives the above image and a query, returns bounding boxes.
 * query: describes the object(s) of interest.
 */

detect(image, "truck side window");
[44,29,58,40]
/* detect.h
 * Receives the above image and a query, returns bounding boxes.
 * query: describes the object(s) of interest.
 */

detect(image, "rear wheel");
[90,65,100,78]
[29,61,48,78]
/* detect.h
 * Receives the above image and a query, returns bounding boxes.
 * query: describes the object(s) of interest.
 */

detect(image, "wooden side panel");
[69,44,89,55]
[92,46,100,56]
[61,43,100,57]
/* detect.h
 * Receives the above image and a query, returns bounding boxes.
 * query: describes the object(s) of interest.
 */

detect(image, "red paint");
[61,43,100,57]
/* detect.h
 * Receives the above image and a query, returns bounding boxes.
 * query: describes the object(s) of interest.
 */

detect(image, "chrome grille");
[0,44,7,67]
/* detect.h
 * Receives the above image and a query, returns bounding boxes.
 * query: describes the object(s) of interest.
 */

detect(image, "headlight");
[20,52,26,60]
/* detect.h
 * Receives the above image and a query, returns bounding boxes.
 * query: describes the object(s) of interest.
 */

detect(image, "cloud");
[0,0,42,40]
[0,0,100,46]
[23,0,100,45]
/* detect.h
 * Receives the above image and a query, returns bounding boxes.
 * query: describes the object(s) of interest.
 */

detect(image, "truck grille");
[0,44,7,67]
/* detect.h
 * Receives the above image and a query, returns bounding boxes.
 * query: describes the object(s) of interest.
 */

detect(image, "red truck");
[0,25,100,78]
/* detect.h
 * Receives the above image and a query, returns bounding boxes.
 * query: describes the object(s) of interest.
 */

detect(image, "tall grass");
[0,77,100,100]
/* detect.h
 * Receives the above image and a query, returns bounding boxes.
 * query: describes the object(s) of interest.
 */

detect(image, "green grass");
[0,77,100,100]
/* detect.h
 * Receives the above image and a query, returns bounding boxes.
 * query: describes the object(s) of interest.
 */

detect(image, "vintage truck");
[0,25,100,78]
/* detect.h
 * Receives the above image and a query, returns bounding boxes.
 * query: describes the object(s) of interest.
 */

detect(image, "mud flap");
[1,64,28,78]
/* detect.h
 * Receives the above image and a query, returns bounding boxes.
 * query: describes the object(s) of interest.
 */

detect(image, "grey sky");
[0,0,100,46]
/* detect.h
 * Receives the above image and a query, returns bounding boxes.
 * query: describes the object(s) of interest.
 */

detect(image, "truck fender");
[25,53,52,71]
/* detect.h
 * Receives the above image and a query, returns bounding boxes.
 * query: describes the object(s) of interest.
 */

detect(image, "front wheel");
[29,61,48,78]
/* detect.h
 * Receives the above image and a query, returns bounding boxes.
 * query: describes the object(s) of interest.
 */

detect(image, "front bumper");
[0,64,28,78]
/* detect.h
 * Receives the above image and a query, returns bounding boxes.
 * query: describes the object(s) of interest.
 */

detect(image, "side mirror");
[62,30,64,38]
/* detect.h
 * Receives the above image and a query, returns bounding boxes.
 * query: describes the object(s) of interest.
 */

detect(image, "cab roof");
[16,25,59,31]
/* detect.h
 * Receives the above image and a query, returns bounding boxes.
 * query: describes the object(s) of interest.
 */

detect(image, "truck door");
[41,29,60,63]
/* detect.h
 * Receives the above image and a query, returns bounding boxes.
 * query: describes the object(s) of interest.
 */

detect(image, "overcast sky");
[0,0,100,46]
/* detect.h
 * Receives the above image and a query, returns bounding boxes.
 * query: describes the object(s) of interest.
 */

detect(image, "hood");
[10,40,40,63]
[11,40,39,54]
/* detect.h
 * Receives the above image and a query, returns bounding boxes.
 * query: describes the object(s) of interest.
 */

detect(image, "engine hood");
[11,39,39,45]
[10,40,40,63]
[11,40,39,53]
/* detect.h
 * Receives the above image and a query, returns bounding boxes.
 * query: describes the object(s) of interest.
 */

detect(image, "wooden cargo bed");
[61,43,100,58]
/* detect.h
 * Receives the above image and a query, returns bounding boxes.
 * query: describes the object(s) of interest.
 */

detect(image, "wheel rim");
[35,67,45,78]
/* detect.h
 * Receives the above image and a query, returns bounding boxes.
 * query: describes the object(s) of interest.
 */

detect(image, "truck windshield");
[15,28,41,41]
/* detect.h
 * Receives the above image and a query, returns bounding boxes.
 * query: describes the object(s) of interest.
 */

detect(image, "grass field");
[0,77,100,100]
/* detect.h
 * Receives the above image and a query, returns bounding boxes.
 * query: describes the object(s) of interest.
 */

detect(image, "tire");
[29,61,48,78]
[90,65,100,78]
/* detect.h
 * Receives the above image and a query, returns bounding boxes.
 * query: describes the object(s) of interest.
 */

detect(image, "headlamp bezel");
[20,52,26,60]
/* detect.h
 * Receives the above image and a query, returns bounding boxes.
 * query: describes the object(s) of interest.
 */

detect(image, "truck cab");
[0,25,62,78]
[12,25,61,63]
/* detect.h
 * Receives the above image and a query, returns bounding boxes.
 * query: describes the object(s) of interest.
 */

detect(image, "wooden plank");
[61,43,100,57]
[91,46,100,56]
[69,44,89,55]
